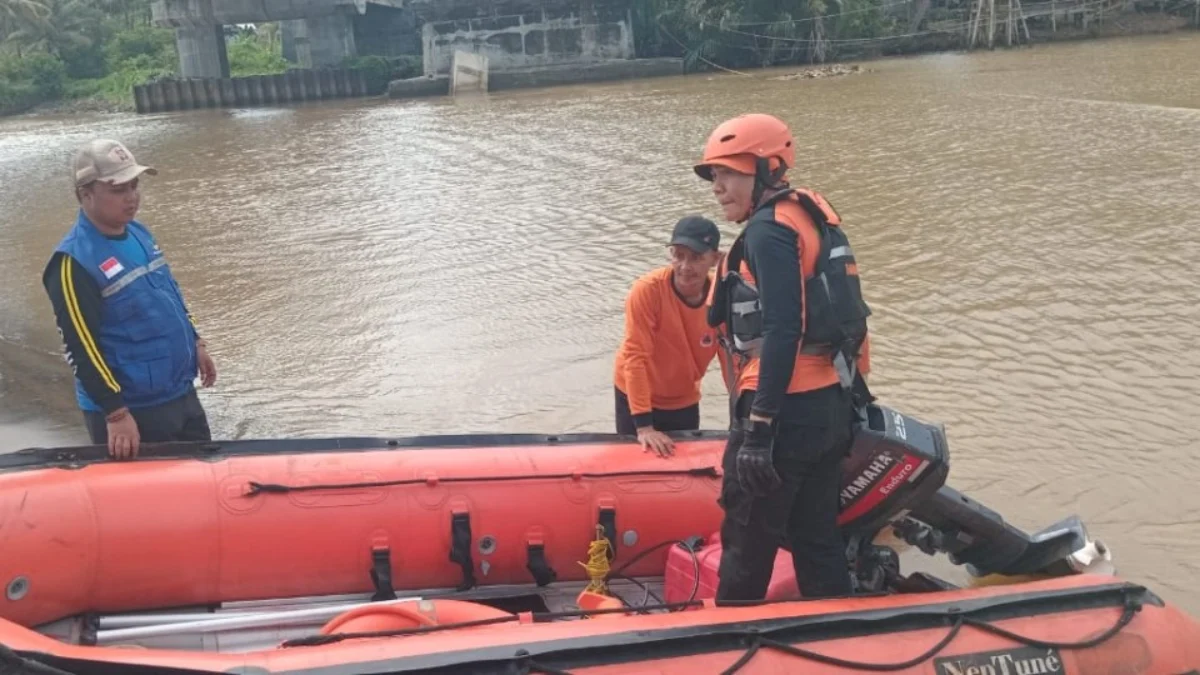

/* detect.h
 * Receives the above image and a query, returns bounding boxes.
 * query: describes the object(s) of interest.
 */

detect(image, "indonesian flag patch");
[99,257,124,279]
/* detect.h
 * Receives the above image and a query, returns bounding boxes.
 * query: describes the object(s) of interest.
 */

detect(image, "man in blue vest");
[42,139,217,459]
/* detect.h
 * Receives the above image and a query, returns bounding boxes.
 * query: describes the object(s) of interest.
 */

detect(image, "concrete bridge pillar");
[175,21,229,78]
[153,0,228,78]
[293,12,357,68]
[281,19,302,62]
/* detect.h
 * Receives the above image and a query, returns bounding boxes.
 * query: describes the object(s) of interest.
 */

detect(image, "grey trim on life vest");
[733,335,762,355]
[731,300,759,316]
[833,350,858,391]
[101,257,166,299]
[829,245,852,259]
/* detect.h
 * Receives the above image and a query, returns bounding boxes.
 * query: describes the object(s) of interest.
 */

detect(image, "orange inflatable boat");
[1,402,1198,674]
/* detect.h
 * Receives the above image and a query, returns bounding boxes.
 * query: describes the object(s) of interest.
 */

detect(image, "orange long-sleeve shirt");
[613,266,722,426]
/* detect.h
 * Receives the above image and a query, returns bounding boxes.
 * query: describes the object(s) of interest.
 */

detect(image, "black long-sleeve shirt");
[42,251,199,415]
[741,218,803,420]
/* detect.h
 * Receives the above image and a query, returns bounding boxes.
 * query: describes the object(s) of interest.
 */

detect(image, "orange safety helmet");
[693,113,796,183]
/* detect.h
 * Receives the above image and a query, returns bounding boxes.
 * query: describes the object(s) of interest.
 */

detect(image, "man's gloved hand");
[737,419,781,496]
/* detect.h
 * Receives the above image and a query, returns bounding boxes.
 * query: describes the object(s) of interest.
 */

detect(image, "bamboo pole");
[1016,0,1031,41]
[1007,0,1014,46]
[969,0,976,46]
[987,0,996,48]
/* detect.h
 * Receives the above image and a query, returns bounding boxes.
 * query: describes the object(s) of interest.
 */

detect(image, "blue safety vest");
[54,210,197,411]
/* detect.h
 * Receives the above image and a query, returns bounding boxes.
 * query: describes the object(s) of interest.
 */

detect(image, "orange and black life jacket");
[708,188,874,407]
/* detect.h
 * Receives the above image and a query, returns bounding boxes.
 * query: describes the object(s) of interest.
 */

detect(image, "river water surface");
[2,33,1198,613]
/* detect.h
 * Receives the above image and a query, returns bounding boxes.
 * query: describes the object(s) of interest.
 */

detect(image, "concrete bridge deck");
[151,0,638,91]
[152,0,401,25]
[151,0,406,77]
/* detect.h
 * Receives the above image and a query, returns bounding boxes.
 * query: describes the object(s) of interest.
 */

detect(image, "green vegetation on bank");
[1,0,1196,116]
[635,0,903,70]
[0,0,285,114]
[637,0,1196,70]
[0,0,420,115]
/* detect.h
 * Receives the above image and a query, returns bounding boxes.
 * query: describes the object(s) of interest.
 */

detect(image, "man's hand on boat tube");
[105,407,140,460]
[636,426,675,458]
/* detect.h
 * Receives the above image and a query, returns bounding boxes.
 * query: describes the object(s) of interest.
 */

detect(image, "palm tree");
[0,0,51,52]
[3,0,102,57]
[90,0,152,30]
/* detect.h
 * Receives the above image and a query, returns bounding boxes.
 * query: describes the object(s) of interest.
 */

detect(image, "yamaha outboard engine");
[832,403,1105,593]
[837,404,950,535]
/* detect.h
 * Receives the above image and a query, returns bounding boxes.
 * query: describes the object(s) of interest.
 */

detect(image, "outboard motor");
[836,404,950,536]
[832,403,1106,593]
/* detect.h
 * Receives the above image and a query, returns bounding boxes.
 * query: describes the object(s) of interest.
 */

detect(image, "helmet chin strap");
[739,156,790,223]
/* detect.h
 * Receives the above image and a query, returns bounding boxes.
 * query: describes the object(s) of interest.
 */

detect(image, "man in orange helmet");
[697,113,874,600]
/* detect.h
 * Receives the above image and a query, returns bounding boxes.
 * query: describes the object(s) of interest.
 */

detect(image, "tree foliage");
[637,0,903,68]
[0,0,297,112]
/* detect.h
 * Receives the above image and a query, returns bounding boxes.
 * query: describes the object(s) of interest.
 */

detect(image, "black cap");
[668,215,720,253]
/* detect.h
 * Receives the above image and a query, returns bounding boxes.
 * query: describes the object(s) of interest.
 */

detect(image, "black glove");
[737,419,781,496]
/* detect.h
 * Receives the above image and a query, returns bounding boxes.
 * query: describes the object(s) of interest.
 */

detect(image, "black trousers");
[84,387,212,445]
[716,384,855,600]
[614,386,700,436]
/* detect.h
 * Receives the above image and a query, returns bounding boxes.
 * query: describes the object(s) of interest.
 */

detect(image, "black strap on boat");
[598,507,617,561]
[369,547,397,602]
[0,643,78,675]
[244,466,719,496]
[449,512,477,591]
[281,584,1144,670]
[721,620,965,674]
[719,589,1144,674]
[526,544,557,587]
[516,650,577,675]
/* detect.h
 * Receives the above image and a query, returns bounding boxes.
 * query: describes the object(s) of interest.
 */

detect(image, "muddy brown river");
[1,32,1198,613]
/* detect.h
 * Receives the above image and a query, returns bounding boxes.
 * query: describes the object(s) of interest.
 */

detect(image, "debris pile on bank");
[770,64,866,81]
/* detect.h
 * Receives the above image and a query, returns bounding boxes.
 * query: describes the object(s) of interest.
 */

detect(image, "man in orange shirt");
[613,216,723,457]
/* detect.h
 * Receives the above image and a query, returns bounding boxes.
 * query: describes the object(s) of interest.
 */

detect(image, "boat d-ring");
[478,535,497,556]
[6,576,29,601]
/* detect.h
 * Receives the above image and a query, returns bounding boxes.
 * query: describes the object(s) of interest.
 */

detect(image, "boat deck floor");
[36,578,670,653]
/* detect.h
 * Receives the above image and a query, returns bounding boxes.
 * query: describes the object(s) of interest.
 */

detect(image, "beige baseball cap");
[73,139,157,187]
